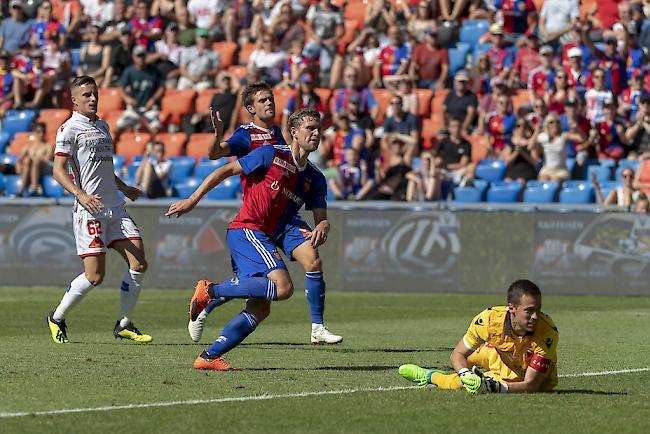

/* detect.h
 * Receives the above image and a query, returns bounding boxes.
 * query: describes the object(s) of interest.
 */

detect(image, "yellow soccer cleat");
[46,311,70,344]
[113,321,153,344]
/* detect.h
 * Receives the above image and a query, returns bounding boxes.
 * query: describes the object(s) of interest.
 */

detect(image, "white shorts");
[73,204,141,257]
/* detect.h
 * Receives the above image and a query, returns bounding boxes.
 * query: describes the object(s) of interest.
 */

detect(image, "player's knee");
[85,270,104,286]
[131,259,147,273]
[249,302,271,322]
[304,257,322,273]
[275,280,294,300]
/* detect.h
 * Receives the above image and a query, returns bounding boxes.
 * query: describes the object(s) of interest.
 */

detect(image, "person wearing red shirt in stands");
[129,0,163,50]
[583,27,626,95]
[510,35,541,89]
[527,45,554,101]
[487,23,515,79]
[485,94,516,154]
[593,100,627,160]
[494,0,537,36]
[565,47,591,98]
[408,28,448,91]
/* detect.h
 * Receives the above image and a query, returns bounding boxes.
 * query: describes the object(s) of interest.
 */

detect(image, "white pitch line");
[2,367,648,419]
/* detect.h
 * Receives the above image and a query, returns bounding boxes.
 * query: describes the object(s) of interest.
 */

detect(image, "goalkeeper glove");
[458,368,482,394]
[459,368,508,394]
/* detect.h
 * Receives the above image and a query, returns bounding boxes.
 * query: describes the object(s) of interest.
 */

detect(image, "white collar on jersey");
[250,122,274,133]
[291,150,307,172]
[72,110,99,124]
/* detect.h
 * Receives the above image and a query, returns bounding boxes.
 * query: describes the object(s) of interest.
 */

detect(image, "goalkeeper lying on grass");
[399,279,558,394]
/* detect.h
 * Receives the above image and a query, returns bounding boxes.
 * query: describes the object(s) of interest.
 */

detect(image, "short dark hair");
[507,280,542,306]
[71,75,97,91]
[449,117,462,124]
[35,122,46,132]
[288,108,320,131]
[242,81,273,109]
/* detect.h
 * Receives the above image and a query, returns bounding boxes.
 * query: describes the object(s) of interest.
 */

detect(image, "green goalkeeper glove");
[459,367,508,394]
[458,368,482,394]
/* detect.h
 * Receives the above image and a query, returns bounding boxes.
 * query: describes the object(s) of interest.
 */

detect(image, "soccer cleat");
[193,350,238,371]
[46,311,70,344]
[398,364,444,386]
[310,325,343,345]
[188,310,208,343]
[189,280,215,322]
[113,321,153,344]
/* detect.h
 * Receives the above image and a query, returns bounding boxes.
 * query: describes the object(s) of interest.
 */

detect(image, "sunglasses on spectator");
[622,173,633,178]
[594,74,604,78]
[546,120,557,124]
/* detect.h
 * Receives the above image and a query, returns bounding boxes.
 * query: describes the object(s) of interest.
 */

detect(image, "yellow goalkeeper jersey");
[462,306,559,389]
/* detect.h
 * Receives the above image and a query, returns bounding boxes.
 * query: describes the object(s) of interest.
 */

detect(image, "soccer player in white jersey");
[45,76,152,344]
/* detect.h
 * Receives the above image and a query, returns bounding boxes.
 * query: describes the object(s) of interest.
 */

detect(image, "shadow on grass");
[552,390,628,396]
[243,365,400,372]
[240,342,454,353]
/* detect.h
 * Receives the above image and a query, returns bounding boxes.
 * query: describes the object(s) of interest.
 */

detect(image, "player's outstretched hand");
[210,107,224,139]
[458,368,482,395]
[122,185,142,202]
[310,221,330,248]
[165,198,198,218]
[78,192,104,214]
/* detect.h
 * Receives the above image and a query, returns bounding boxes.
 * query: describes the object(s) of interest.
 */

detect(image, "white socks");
[119,269,144,327]
[53,273,95,321]
[312,323,324,332]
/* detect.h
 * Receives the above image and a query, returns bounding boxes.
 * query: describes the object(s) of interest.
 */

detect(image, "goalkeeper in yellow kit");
[399,279,558,394]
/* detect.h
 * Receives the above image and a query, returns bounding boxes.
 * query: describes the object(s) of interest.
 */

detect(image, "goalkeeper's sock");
[305,272,325,325]
[204,297,231,314]
[206,310,258,357]
[429,372,463,390]
[53,273,95,321]
[213,278,277,300]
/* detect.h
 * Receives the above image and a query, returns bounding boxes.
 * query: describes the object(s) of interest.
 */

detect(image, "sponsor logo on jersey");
[273,157,296,173]
[88,237,105,249]
[282,187,304,206]
[270,180,280,191]
[250,133,273,141]
[545,337,553,349]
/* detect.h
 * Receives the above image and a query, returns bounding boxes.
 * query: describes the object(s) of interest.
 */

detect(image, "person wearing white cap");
[0,0,32,54]
[566,46,589,98]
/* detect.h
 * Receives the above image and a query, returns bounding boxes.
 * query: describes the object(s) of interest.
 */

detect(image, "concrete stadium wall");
[1,200,649,296]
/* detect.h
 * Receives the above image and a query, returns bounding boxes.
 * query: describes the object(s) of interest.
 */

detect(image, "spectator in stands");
[321,111,365,167]
[469,52,492,98]
[435,116,473,186]
[583,29,626,96]
[477,77,509,134]
[281,39,312,87]
[178,28,221,90]
[560,95,591,159]
[330,146,374,201]
[593,167,642,206]
[372,25,411,87]
[346,29,381,86]
[305,0,344,88]
[152,22,182,88]
[83,0,115,28]
[527,97,548,126]
[30,0,66,49]
[77,25,111,88]
[443,69,478,135]
[99,0,130,45]
[282,74,324,137]
[364,0,396,37]
[527,45,555,102]
[0,50,14,118]
[52,0,82,37]
[105,26,135,85]
[406,150,442,201]
[408,28,448,91]
[15,122,52,197]
[484,93,516,156]
[510,35,542,91]
[134,141,171,198]
[503,119,540,182]
[183,71,241,136]
[439,0,473,22]
[367,135,411,201]
[385,76,418,117]
[151,0,177,21]
[130,0,163,49]
[498,0,537,39]
[269,1,305,52]
[487,23,515,80]
[176,6,197,47]
[538,0,579,45]
[545,69,572,115]
[621,23,646,80]
[115,45,164,136]
[187,0,222,32]
[635,193,649,213]
[620,74,648,121]
[634,156,650,195]
[0,0,32,54]
[248,33,286,86]
[333,66,379,123]
[585,68,615,124]
[382,94,419,166]
[535,113,575,182]
[42,29,70,102]
[566,46,590,98]
[593,100,627,160]
[346,92,376,150]
[625,95,650,158]
[403,1,437,44]
[12,48,55,109]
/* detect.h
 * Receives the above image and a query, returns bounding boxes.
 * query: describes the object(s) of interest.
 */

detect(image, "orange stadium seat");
[314,87,332,111]
[421,119,439,150]
[227,65,247,79]
[186,133,215,159]
[430,88,449,120]
[115,132,151,161]
[415,89,434,118]
[468,134,489,162]
[161,89,196,125]
[104,111,123,140]
[98,88,124,119]
[273,88,296,123]
[212,41,238,68]
[370,88,391,124]
[195,88,221,113]
[37,109,71,133]
[344,0,367,31]
[156,133,186,156]
[239,42,256,65]
[511,89,530,112]
[9,132,37,155]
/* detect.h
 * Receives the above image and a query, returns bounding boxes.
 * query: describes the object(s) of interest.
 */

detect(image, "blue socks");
[204,297,230,314]
[213,277,277,301]
[206,310,258,357]
[305,271,325,325]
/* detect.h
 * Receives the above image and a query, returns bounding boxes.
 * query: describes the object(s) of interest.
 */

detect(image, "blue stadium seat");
[472,43,492,63]
[327,187,337,202]
[113,155,126,174]
[71,48,81,72]
[617,159,640,171]
[168,156,195,185]
[0,131,10,153]
[563,180,590,189]
[127,161,141,178]
[559,186,594,204]
[487,182,521,203]
[174,177,201,199]
[1,153,17,166]
[475,159,506,182]
[587,165,612,183]
[0,173,4,193]
[448,43,470,76]
[206,177,240,200]
[454,186,483,202]
[3,175,22,196]
[472,179,489,195]
[194,158,228,179]
[42,176,64,198]
[599,159,616,168]
[132,155,144,163]
[2,111,37,139]
[566,158,576,177]
[598,181,623,203]
[523,182,559,203]
[459,20,489,46]
[411,157,422,170]
[574,159,600,180]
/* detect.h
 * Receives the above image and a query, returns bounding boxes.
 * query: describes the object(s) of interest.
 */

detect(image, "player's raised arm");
[53,154,104,214]
[208,108,230,160]
[165,161,244,218]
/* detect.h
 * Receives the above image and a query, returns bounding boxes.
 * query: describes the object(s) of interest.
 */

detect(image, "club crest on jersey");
[250,133,273,141]
[304,179,311,192]
[270,180,280,191]
[273,157,296,173]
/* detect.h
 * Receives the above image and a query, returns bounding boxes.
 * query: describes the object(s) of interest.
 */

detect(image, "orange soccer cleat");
[189,280,215,322]
[193,351,238,371]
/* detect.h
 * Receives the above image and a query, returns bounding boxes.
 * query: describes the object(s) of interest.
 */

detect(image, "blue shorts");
[274,215,312,261]
[227,228,287,279]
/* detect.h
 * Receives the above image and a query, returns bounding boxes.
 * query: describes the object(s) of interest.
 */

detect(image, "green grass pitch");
[1,287,650,433]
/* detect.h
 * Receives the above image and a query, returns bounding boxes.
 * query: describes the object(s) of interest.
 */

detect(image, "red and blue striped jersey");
[229,146,327,236]
[226,122,289,157]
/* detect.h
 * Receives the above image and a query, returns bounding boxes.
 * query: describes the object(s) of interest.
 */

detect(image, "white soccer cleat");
[311,325,343,345]
[188,310,208,343]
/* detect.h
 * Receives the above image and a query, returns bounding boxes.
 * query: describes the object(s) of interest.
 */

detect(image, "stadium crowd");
[0,0,649,208]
